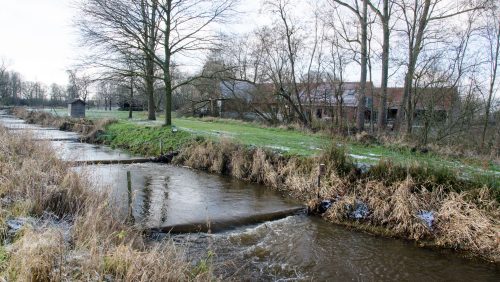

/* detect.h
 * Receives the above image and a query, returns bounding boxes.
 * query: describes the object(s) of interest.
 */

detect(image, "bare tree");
[67,69,92,103]
[49,83,67,105]
[366,0,395,131]
[66,70,80,101]
[301,4,327,123]
[258,0,311,126]
[479,4,499,149]
[96,81,116,111]
[325,33,352,132]
[21,81,46,106]
[217,33,282,123]
[0,59,6,82]
[394,0,489,135]
[0,59,10,102]
[77,0,160,120]
[328,0,369,132]
[150,0,238,126]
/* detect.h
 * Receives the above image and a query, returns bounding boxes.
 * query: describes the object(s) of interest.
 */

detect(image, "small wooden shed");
[68,99,86,118]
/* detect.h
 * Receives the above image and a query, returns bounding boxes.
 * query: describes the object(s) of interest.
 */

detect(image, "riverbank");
[0,125,210,280]
[11,108,500,263]
[43,107,500,177]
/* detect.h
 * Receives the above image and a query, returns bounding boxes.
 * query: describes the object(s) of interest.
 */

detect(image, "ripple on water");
[171,215,500,281]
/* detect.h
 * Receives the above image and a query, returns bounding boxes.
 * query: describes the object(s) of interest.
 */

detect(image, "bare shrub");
[250,148,267,183]
[359,181,392,224]
[180,141,214,170]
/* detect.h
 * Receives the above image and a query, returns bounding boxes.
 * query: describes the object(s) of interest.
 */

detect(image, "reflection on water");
[81,163,301,229]
[142,175,154,220]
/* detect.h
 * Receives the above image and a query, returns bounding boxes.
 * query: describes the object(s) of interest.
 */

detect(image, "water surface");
[81,163,302,229]
[173,215,500,281]
[52,141,138,162]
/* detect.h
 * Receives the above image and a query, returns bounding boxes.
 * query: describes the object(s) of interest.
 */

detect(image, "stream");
[1,111,498,281]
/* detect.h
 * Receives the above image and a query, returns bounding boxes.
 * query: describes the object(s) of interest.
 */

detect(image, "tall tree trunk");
[129,76,133,119]
[481,20,499,149]
[163,0,172,126]
[356,0,368,132]
[395,0,431,136]
[377,0,389,131]
[142,0,156,121]
[145,60,155,119]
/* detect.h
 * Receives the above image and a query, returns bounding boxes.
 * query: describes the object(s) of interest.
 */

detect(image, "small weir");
[1,111,499,281]
[78,163,303,231]
[151,207,306,233]
[70,159,153,166]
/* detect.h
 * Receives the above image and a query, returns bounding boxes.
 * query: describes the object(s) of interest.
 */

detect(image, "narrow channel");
[1,112,498,281]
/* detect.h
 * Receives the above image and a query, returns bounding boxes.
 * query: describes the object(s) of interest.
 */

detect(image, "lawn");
[45,108,499,183]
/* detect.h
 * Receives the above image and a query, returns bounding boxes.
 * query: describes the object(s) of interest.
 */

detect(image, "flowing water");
[51,141,139,162]
[172,215,500,281]
[79,163,302,230]
[1,111,499,281]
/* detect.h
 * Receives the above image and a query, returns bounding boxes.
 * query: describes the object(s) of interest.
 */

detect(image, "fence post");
[127,171,134,223]
[317,163,326,199]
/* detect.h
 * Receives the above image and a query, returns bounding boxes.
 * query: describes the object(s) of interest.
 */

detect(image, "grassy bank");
[0,126,210,280]
[44,108,500,180]
[99,122,192,156]
[14,108,500,262]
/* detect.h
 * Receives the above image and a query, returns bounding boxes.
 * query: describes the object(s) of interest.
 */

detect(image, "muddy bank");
[11,108,500,263]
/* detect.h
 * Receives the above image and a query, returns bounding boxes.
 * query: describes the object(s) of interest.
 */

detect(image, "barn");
[68,99,86,118]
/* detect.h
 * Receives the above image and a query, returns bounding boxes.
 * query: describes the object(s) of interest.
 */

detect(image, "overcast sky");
[0,1,271,87]
[0,0,79,85]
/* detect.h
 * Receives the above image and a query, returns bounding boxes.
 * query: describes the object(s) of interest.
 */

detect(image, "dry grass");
[7,228,66,281]
[386,180,430,240]
[102,243,203,281]
[0,126,209,280]
[175,137,500,262]
[435,192,499,260]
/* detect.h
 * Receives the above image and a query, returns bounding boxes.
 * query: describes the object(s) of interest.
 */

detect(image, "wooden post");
[127,171,134,223]
[159,140,163,155]
[317,164,326,199]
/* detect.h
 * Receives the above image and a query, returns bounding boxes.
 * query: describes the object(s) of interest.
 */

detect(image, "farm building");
[68,99,86,118]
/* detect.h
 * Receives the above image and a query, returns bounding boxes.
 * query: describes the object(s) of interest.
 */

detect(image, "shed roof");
[69,99,86,105]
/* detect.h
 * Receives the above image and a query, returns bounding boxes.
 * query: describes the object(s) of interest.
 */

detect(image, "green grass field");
[46,108,499,184]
